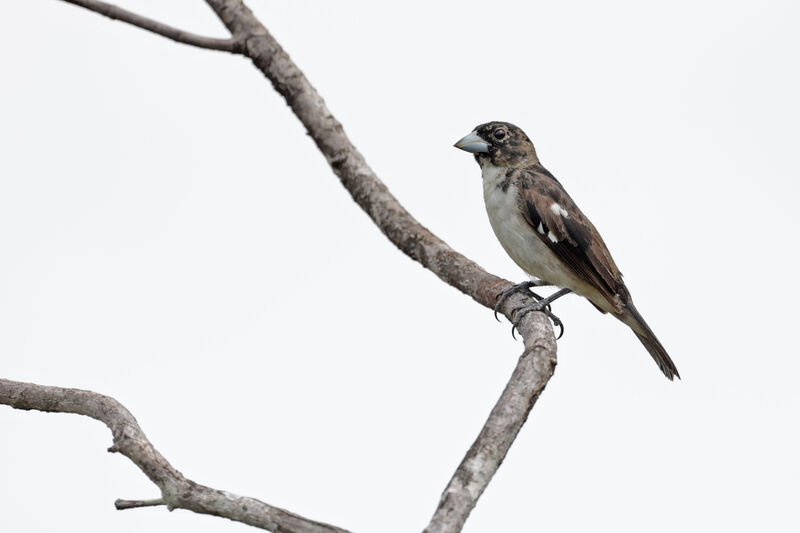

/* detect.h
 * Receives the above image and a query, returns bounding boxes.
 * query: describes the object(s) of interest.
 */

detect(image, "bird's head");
[454,121,538,167]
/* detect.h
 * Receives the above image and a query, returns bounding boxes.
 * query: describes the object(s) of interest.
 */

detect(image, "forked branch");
[2,1,562,532]
[0,378,351,533]
[61,0,244,53]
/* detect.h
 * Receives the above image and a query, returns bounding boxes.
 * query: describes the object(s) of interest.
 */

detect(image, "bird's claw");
[497,283,569,340]
[551,313,564,340]
[494,281,541,321]
[510,300,564,340]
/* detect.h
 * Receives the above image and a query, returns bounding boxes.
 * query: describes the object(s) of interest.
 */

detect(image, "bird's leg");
[494,280,552,322]
[511,288,572,340]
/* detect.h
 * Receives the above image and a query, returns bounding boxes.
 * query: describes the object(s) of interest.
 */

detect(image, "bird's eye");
[493,129,506,140]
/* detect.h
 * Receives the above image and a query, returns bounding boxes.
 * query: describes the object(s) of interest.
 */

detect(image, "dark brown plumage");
[517,163,678,379]
[516,164,623,312]
[456,121,679,380]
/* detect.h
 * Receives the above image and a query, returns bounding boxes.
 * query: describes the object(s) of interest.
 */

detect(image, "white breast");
[480,162,581,290]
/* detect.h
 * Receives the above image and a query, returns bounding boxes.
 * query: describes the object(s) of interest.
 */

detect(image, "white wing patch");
[550,202,569,218]
[537,222,545,234]
[547,232,559,243]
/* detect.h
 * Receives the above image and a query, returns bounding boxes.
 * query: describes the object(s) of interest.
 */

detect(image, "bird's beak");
[454,131,489,153]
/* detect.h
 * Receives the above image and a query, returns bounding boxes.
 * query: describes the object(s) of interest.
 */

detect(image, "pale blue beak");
[454,130,489,153]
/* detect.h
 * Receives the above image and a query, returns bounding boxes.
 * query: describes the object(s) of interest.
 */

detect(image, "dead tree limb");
[60,0,243,52]
[0,378,351,533]
[2,1,562,531]
[424,315,557,533]
[202,0,518,311]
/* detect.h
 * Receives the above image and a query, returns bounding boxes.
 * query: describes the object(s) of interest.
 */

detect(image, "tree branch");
[0,378,351,533]
[115,497,165,510]
[59,0,244,53]
[424,314,557,533]
[202,0,519,312]
[6,1,563,531]
[199,4,561,530]
[0,311,556,533]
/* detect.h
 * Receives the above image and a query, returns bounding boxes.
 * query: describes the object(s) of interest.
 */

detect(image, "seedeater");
[455,121,679,380]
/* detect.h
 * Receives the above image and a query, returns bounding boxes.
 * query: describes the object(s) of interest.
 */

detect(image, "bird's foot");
[510,288,572,340]
[512,305,565,340]
[494,281,551,322]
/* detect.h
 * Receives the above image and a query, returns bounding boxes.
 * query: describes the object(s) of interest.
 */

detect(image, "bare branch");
[203,0,524,314]
[8,2,563,531]
[115,497,166,510]
[199,6,560,531]
[60,0,243,53]
[0,379,351,533]
[424,314,558,533]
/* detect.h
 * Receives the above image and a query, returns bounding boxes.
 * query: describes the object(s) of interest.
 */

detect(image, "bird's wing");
[517,163,624,312]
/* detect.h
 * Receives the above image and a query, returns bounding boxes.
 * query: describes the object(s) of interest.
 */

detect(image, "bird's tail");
[623,302,680,381]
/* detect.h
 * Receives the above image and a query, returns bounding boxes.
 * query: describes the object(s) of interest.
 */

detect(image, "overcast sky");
[2,1,799,532]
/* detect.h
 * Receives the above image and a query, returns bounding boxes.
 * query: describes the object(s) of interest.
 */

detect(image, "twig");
[115,498,166,510]
[0,379,351,533]
[60,0,243,53]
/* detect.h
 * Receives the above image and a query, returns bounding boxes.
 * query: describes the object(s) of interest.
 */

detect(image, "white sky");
[1,1,798,532]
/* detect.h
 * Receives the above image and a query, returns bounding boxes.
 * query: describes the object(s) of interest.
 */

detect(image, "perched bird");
[455,121,679,380]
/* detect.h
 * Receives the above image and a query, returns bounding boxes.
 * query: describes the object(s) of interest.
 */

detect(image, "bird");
[454,121,679,380]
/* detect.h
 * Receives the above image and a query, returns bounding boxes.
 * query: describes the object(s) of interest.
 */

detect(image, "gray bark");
[61,0,243,52]
[0,1,561,532]
[0,378,350,533]
[424,315,557,533]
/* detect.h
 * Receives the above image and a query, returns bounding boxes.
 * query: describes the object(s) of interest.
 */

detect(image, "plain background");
[1,1,798,531]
